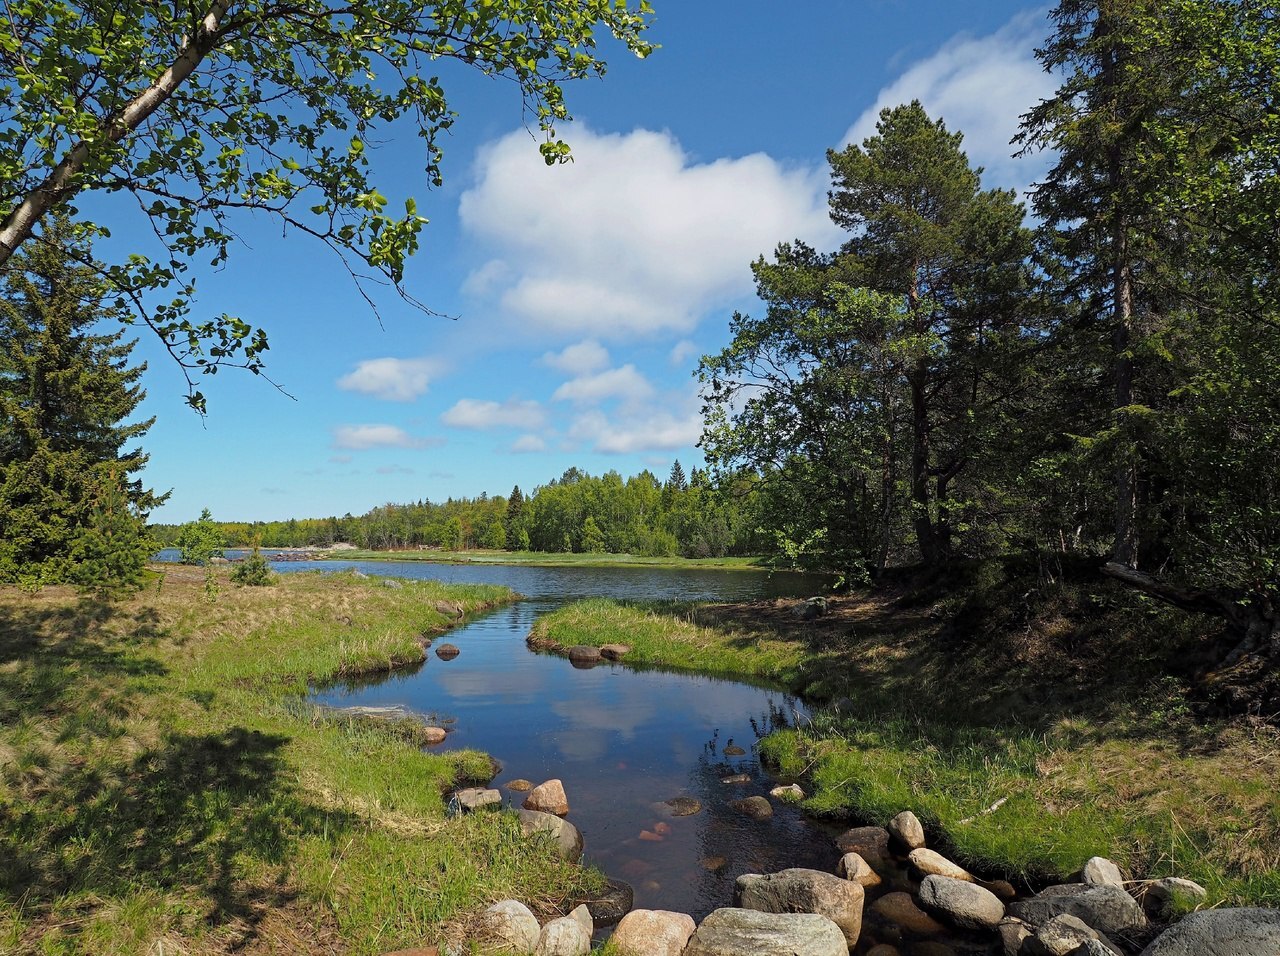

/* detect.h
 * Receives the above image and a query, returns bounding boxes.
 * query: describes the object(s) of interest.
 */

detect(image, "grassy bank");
[321,548,769,570]
[531,560,1280,908]
[0,569,601,954]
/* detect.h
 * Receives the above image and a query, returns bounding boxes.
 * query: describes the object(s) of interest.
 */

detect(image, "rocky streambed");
[436,782,1279,956]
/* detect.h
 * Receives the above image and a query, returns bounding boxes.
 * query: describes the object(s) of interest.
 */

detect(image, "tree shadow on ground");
[0,726,357,944]
[0,597,168,728]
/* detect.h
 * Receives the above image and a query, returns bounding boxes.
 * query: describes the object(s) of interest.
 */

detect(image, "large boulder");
[478,899,540,954]
[534,916,589,956]
[516,808,583,861]
[524,779,570,816]
[998,917,1034,956]
[917,874,1005,931]
[888,810,926,849]
[1010,883,1148,937]
[684,908,848,956]
[611,910,696,956]
[735,868,865,946]
[566,645,601,665]
[1139,907,1280,956]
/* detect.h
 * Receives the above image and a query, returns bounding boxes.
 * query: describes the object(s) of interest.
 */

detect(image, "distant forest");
[151,462,768,559]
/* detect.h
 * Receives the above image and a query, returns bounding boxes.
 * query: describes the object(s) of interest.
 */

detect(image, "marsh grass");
[532,563,1280,908]
[0,569,600,954]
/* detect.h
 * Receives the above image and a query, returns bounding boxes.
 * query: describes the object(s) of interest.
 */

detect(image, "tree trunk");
[909,360,937,565]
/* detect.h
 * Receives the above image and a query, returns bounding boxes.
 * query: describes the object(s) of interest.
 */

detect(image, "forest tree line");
[150,463,768,558]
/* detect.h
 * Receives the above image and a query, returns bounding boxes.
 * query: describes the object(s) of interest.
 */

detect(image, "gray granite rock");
[515,808,583,861]
[888,810,926,849]
[735,867,864,946]
[684,908,847,956]
[1139,907,1280,956]
[917,874,1005,931]
[610,910,696,956]
[1010,883,1148,937]
[479,899,540,954]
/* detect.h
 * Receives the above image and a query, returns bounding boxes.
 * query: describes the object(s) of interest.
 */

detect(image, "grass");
[0,567,604,954]
[328,548,769,571]
[530,558,1280,909]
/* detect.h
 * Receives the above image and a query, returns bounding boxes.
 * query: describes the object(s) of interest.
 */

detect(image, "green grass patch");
[0,569,599,954]
[531,568,1280,909]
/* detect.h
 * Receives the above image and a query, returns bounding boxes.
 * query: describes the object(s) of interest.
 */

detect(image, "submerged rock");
[663,796,702,817]
[505,778,533,791]
[721,773,752,785]
[730,795,773,819]
[434,643,460,660]
[611,909,696,956]
[736,867,865,946]
[836,826,891,861]
[724,741,747,756]
[684,908,847,956]
[567,645,601,665]
[870,892,946,935]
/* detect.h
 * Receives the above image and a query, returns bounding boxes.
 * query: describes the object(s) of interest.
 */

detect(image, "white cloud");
[840,9,1057,194]
[552,364,653,405]
[331,424,438,450]
[440,398,546,430]
[542,339,610,375]
[568,407,702,455]
[459,126,833,338]
[511,434,548,454]
[669,339,699,367]
[337,357,437,402]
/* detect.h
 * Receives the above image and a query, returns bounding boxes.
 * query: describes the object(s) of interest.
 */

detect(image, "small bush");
[231,544,274,586]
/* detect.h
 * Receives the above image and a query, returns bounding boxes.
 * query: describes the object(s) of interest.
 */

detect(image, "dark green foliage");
[69,470,155,597]
[0,217,161,589]
[230,541,274,587]
[176,509,225,567]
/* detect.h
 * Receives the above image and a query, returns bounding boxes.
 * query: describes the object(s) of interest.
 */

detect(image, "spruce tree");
[503,485,525,551]
[0,217,163,587]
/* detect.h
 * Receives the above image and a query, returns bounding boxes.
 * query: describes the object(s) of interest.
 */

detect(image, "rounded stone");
[835,826,891,861]
[836,852,882,888]
[516,808,584,861]
[435,643,460,660]
[534,915,589,956]
[684,908,848,956]
[421,726,447,746]
[584,879,633,927]
[1080,856,1125,888]
[524,778,570,816]
[770,783,804,801]
[721,773,752,785]
[735,867,864,947]
[479,899,540,954]
[567,645,601,664]
[887,810,926,849]
[869,892,946,935]
[505,778,533,791]
[611,909,697,956]
[909,848,972,882]
[600,643,632,660]
[918,874,1005,931]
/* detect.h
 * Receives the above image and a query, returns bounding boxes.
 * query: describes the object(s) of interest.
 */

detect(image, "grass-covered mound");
[531,558,1280,908]
[0,569,601,954]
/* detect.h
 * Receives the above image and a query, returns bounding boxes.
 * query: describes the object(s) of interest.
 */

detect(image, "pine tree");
[0,217,163,587]
[503,485,525,551]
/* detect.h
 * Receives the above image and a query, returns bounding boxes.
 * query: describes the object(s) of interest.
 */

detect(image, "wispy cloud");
[440,398,546,430]
[337,357,438,402]
[552,365,653,405]
[331,424,440,450]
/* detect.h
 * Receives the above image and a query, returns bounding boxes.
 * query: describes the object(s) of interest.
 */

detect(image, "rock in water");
[730,796,773,819]
[835,826,890,861]
[567,645,601,664]
[663,796,702,816]
[735,868,864,947]
[421,726,446,746]
[479,900,540,953]
[836,852,882,887]
[684,908,848,956]
[721,773,751,785]
[870,892,946,935]
[909,848,972,881]
[435,643,460,660]
[887,810,926,849]
[585,879,633,927]
[771,783,804,801]
[1010,883,1148,937]
[1138,907,1280,956]
[449,787,501,814]
[611,910,696,956]
[516,808,584,861]
[505,778,533,791]
[917,875,1005,931]
[524,778,570,815]
[534,915,590,956]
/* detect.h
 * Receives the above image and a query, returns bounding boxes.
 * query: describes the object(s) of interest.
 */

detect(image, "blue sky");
[125,1,1058,522]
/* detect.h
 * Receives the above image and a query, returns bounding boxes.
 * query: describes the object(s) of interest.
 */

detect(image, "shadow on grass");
[0,727,357,938]
[0,598,168,727]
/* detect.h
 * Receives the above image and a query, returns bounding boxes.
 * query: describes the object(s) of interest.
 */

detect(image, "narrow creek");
[276,559,994,953]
